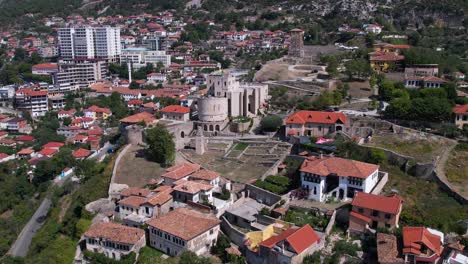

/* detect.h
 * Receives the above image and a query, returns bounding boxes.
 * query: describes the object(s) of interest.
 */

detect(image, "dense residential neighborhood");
[0,0,466,264]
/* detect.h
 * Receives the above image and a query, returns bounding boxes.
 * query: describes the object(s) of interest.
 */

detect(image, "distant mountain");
[0,0,465,29]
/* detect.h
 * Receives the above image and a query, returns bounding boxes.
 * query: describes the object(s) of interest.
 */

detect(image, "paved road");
[8,143,114,257]
[7,198,52,257]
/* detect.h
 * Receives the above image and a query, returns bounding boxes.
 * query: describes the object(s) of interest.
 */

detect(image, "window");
[358,208,364,214]
[385,223,391,228]
[372,210,379,217]
[385,214,391,219]
[210,229,214,235]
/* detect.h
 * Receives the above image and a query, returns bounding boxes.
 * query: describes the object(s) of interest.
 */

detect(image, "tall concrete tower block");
[288,29,305,58]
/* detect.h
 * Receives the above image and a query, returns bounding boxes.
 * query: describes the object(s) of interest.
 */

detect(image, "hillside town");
[0,2,467,264]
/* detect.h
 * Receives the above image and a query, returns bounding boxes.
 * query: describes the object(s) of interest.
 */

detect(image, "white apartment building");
[147,208,221,256]
[120,48,171,68]
[58,27,121,61]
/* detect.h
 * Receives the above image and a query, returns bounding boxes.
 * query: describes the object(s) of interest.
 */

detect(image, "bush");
[260,115,283,132]
[254,180,288,194]
[368,149,386,164]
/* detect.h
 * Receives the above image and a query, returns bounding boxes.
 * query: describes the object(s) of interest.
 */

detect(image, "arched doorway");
[209,124,214,131]
[180,131,185,138]
[215,124,220,131]
[204,124,208,131]
[338,189,345,200]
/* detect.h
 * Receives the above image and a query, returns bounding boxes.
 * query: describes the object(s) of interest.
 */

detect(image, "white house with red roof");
[146,208,220,256]
[160,105,190,122]
[84,105,112,120]
[72,148,91,159]
[84,222,146,261]
[58,109,76,119]
[299,156,382,202]
[453,105,468,129]
[349,192,403,234]
[285,111,347,137]
[161,162,201,186]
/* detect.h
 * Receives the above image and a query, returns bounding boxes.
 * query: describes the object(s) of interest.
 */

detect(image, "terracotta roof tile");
[189,169,220,181]
[453,105,468,114]
[119,196,147,207]
[259,225,320,254]
[162,162,201,180]
[160,105,190,114]
[120,112,156,125]
[42,142,64,149]
[84,222,145,244]
[300,157,379,179]
[403,227,443,256]
[39,148,57,156]
[173,180,213,194]
[285,111,347,125]
[72,148,91,158]
[352,192,403,214]
[120,187,152,197]
[146,208,220,240]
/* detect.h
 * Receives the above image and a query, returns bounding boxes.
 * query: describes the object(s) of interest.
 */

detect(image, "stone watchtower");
[288,28,305,58]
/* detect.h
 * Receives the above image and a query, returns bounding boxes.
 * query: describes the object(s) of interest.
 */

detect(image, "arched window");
[209,125,214,131]
[215,125,220,131]
[180,131,185,138]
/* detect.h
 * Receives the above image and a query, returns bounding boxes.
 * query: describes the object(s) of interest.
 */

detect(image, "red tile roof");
[403,227,443,256]
[453,105,468,114]
[146,208,220,241]
[85,105,111,114]
[259,225,320,254]
[16,135,34,142]
[173,180,213,194]
[285,111,347,125]
[349,211,372,223]
[17,148,34,155]
[189,169,220,181]
[120,187,152,198]
[352,192,403,214]
[128,99,143,105]
[119,112,156,125]
[0,153,10,159]
[119,195,147,207]
[72,148,91,158]
[42,142,64,149]
[162,162,201,180]
[39,148,58,156]
[32,63,58,69]
[84,222,145,245]
[160,105,190,114]
[300,157,379,179]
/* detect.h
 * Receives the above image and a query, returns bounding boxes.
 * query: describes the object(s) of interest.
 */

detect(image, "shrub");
[265,175,290,187]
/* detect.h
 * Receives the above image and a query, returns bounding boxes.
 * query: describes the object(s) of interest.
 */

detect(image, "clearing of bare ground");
[114,144,166,187]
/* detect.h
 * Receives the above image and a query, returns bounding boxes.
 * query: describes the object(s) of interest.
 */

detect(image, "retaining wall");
[245,184,282,206]
[220,216,245,246]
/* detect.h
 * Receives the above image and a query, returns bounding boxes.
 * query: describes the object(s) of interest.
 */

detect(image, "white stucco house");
[299,156,383,202]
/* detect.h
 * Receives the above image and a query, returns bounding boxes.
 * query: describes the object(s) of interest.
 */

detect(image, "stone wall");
[245,184,282,206]
[220,216,245,246]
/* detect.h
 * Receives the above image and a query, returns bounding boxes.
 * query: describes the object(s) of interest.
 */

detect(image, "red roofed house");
[160,105,190,122]
[402,226,444,264]
[0,153,14,163]
[42,141,64,150]
[127,99,143,109]
[285,111,347,137]
[453,105,468,129]
[404,76,447,89]
[161,162,201,186]
[15,88,48,117]
[39,148,58,157]
[248,224,321,264]
[84,105,112,120]
[84,222,146,261]
[72,148,91,159]
[146,207,220,256]
[300,156,383,202]
[58,109,76,119]
[349,192,403,234]
[118,187,173,227]
[17,148,35,159]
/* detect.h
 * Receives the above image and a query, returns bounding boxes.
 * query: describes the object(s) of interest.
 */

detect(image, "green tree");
[145,124,175,166]
[260,115,283,132]
[344,59,372,80]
